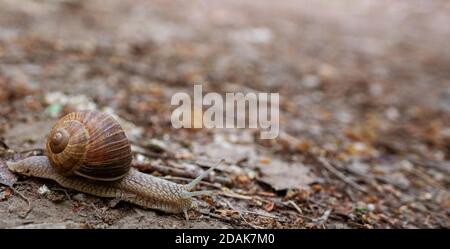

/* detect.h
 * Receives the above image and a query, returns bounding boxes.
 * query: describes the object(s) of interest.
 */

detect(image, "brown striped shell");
[46,111,132,181]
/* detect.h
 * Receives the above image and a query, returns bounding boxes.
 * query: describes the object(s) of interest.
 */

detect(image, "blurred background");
[0,0,448,228]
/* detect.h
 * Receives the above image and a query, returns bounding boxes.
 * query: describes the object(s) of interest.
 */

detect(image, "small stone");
[385,107,399,120]
[136,154,146,162]
[37,184,50,195]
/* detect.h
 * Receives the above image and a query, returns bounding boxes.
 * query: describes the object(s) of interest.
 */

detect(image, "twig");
[218,189,278,210]
[224,197,280,220]
[88,203,103,220]
[313,209,331,226]
[306,198,328,209]
[133,161,192,176]
[198,209,232,221]
[10,186,32,218]
[245,210,279,219]
[287,200,303,214]
[279,201,316,221]
[223,199,263,229]
[239,214,261,229]
[132,161,232,185]
[316,156,369,194]
[131,150,172,160]
[407,157,450,174]
[408,167,446,191]
[218,190,253,200]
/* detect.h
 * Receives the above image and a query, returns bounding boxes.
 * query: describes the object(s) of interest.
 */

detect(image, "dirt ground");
[0,0,449,228]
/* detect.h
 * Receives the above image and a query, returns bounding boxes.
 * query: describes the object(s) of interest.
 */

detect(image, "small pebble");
[37,185,50,195]
[136,154,146,162]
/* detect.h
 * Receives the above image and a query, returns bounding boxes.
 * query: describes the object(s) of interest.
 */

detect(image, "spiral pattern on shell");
[46,110,132,181]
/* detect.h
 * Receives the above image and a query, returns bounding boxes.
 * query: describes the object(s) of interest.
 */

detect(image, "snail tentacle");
[184,159,224,191]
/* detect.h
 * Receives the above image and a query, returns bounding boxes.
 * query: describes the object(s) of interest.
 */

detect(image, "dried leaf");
[193,140,257,164]
[257,159,316,191]
[264,201,275,212]
[0,187,13,200]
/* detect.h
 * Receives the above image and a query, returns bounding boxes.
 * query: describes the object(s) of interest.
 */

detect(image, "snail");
[6,110,221,219]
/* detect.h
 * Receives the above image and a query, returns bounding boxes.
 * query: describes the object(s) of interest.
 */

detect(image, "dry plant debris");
[0,0,449,229]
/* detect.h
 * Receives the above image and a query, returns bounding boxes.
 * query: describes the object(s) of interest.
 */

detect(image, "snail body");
[7,111,219,217]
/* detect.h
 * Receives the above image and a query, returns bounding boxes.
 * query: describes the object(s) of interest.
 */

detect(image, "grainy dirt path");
[0,0,449,228]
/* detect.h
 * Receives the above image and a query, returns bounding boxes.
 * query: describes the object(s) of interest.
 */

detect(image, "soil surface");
[0,0,449,228]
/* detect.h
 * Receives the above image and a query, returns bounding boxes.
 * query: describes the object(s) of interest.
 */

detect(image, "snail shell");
[46,110,132,181]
